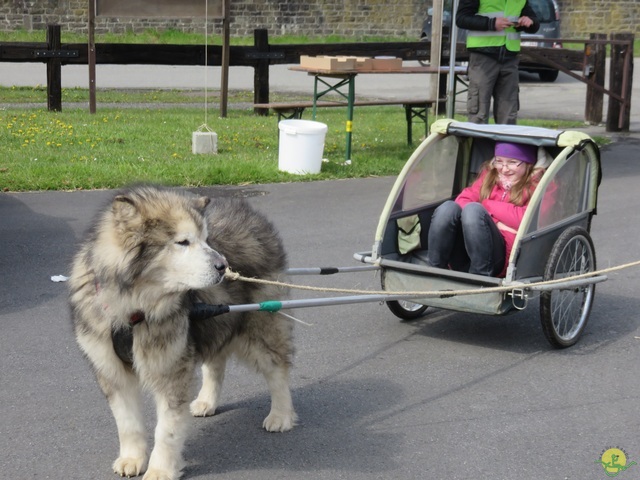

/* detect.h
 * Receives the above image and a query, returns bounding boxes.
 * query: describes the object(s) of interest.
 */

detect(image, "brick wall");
[0,0,637,38]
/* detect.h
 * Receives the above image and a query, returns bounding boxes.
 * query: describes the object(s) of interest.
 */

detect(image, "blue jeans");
[426,201,506,276]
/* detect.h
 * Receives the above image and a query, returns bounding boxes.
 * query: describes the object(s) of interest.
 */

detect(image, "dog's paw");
[263,410,297,432]
[113,456,146,477]
[142,468,177,480]
[190,399,216,417]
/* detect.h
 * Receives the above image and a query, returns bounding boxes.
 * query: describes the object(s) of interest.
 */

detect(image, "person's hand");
[516,16,534,28]
[494,17,513,31]
[496,221,518,234]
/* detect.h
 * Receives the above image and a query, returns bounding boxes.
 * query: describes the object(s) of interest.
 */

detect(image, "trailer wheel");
[386,299,429,320]
[540,226,596,348]
[381,272,428,320]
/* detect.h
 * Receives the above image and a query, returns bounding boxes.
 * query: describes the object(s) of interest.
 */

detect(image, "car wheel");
[418,35,429,66]
[538,69,559,82]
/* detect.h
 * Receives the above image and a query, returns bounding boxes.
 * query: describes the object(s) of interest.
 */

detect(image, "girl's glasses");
[492,158,523,170]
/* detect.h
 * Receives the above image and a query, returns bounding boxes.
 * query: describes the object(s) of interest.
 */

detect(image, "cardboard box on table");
[299,55,403,72]
[300,55,356,71]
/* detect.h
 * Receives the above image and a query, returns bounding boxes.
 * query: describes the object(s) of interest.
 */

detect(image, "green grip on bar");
[259,301,283,312]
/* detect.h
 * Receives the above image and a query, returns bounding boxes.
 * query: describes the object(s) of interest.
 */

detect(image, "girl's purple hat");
[494,142,537,164]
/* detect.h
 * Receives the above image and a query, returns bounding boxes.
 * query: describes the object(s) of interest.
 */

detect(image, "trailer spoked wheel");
[540,226,596,348]
[381,272,428,320]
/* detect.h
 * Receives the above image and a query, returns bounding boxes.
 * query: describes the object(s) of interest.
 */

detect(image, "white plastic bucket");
[278,119,328,174]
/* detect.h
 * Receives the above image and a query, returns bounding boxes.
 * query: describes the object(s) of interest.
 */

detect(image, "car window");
[528,0,554,23]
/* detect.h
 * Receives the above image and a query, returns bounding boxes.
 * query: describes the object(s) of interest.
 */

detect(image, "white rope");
[225,259,640,298]
[196,123,214,133]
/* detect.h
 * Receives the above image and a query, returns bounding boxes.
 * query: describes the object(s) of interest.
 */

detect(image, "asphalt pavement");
[3,138,640,479]
[2,61,640,479]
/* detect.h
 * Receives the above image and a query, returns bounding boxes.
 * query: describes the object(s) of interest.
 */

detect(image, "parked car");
[421,0,562,82]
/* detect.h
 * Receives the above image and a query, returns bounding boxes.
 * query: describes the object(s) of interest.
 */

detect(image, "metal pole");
[446,0,460,119]
[219,274,609,314]
[285,265,379,275]
[429,0,444,105]
[345,74,355,163]
[227,293,428,314]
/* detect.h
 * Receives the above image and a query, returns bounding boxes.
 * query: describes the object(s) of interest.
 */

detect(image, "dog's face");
[153,214,227,292]
[106,187,228,294]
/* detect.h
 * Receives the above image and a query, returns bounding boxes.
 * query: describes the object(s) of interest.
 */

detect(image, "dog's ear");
[112,194,140,222]
[111,195,146,250]
[192,196,210,213]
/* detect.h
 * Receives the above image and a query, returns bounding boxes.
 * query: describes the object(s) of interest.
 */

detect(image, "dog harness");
[110,303,230,365]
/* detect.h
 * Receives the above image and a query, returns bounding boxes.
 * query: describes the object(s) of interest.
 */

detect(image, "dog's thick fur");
[69,185,295,480]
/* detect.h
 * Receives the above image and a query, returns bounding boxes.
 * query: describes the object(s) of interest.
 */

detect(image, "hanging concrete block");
[192,131,218,154]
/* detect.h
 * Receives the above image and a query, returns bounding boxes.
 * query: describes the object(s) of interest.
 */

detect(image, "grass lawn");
[0,28,601,193]
[0,89,592,192]
[0,30,617,192]
[0,103,426,191]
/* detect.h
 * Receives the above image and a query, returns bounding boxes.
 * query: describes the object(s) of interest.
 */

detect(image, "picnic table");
[286,64,469,162]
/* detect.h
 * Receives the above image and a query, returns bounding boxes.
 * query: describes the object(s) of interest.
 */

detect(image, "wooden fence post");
[254,29,270,115]
[584,33,606,125]
[46,24,62,112]
[88,0,96,114]
[219,0,231,118]
[606,32,634,132]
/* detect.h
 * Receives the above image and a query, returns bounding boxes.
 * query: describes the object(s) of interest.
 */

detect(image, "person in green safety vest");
[456,0,540,124]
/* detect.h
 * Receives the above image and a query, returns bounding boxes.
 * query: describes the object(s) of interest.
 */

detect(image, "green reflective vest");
[466,0,527,52]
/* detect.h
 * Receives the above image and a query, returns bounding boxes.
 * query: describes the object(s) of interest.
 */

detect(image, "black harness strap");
[111,327,135,365]
[111,303,230,365]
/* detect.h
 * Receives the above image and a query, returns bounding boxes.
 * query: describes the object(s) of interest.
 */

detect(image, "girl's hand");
[496,221,518,234]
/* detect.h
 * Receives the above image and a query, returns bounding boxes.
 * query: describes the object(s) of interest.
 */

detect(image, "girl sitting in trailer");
[422,141,545,278]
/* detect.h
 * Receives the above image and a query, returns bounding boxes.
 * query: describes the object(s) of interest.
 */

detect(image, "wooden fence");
[0,26,633,131]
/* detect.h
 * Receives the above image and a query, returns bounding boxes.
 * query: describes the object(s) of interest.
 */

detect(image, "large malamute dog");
[69,185,295,480]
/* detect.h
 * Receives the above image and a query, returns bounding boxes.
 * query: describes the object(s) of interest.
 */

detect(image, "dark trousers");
[466,51,520,125]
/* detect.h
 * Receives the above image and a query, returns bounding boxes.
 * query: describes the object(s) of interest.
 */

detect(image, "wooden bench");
[254,99,441,145]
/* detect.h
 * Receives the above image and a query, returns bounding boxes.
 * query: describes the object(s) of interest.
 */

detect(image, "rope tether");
[224,259,640,299]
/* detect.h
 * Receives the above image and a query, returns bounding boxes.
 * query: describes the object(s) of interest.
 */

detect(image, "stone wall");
[0,0,637,39]
[0,0,428,37]
[559,0,639,38]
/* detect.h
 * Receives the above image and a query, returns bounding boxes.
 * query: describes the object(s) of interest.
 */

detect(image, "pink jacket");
[455,169,534,277]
